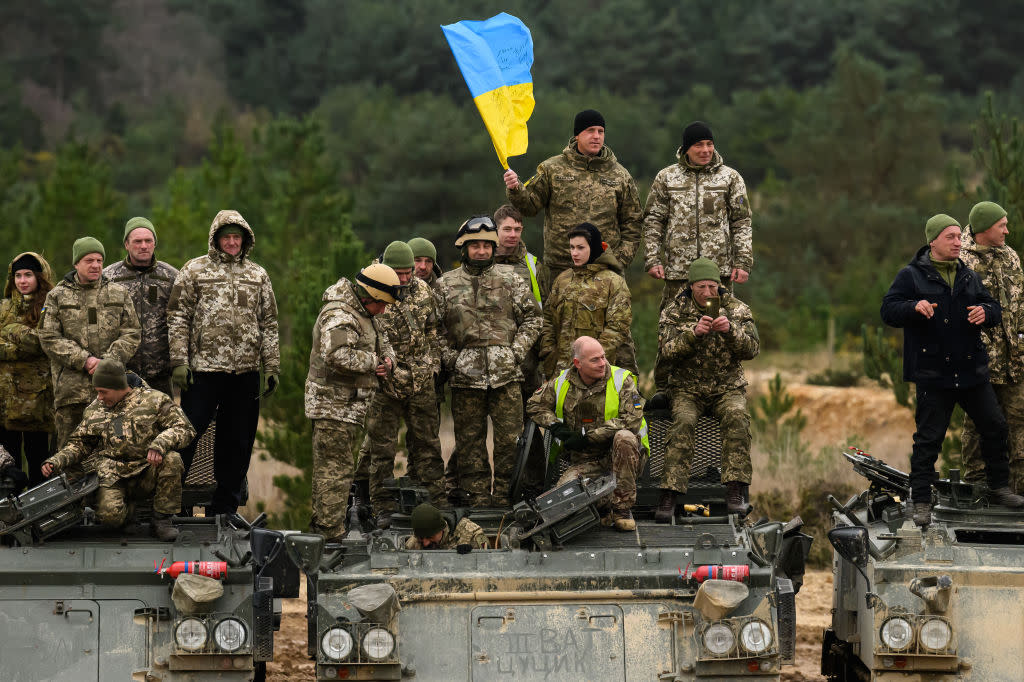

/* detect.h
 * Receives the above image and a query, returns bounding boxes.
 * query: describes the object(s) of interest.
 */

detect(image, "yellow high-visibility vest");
[553,365,649,454]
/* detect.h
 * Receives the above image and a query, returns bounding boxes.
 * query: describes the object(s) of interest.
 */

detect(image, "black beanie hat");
[573,109,606,136]
[682,121,714,152]
[11,254,42,273]
[569,222,605,264]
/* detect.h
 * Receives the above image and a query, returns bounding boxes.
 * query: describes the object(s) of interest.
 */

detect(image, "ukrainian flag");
[441,13,534,169]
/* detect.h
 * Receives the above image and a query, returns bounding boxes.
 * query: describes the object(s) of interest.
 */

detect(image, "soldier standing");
[38,238,141,449]
[503,109,642,296]
[526,336,646,532]
[437,216,541,507]
[167,210,279,515]
[358,243,445,529]
[41,359,194,541]
[103,217,179,395]
[306,264,400,541]
[405,502,489,550]
[657,259,759,520]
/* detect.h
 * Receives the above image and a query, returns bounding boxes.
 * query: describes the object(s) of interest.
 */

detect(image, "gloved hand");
[563,433,588,451]
[263,373,279,398]
[171,365,193,391]
[550,423,574,442]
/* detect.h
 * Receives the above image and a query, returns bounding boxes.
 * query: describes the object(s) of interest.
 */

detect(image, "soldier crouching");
[405,503,489,550]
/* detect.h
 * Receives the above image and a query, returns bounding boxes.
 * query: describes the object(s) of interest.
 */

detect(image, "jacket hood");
[5,251,54,300]
[323,277,373,316]
[675,147,724,173]
[575,250,623,274]
[561,139,617,170]
[207,210,255,262]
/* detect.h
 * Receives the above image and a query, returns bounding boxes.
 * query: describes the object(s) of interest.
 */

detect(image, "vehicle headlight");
[702,623,735,656]
[880,617,914,651]
[919,618,952,652]
[362,627,395,661]
[175,617,208,652]
[740,620,773,654]
[321,627,354,661]
[214,618,247,652]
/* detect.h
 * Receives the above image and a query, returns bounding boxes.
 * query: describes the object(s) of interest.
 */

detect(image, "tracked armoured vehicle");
[305,398,812,680]
[823,448,1024,680]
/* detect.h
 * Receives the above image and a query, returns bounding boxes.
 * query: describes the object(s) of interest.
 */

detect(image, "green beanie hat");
[407,237,437,262]
[925,214,961,243]
[123,216,157,244]
[410,503,445,539]
[92,358,129,390]
[73,237,106,264]
[383,241,415,269]
[687,257,721,284]
[969,201,1008,235]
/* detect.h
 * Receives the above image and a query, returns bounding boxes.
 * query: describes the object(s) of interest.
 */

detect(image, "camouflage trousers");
[311,419,360,539]
[450,383,522,506]
[663,388,752,493]
[96,453,183,526]
[359,388,445,513]
[653,278,732,391]
[54,403,87,450]
[961,380,1024,491]
[557,430,642,512]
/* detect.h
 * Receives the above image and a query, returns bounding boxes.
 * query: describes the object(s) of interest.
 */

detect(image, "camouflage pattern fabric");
[662,388,752,493]
[38,274,141,408]
[103,257,179,382]
[372,275,440,399]
[507,139,643,275]
[167,210,280,375]
[450,383,522,506]
[404,517,489,550]
[643,149,752,281]
[556,430,642,512]
[0,445,14,471]
[539,252,637,376]
[961,380,1024,491]
[93,452,183,525]
[310,419,360,539]
[437,262,541,390]
[54,403,87,451]
[495,242,542,304]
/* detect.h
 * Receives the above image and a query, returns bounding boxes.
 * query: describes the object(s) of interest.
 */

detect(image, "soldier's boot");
[352,479,372,523]
[912,502,932,527]
[150,513,179,542]
[988,486,1024,508]
[602,510,636,533]
[655,489,676,524]
[725,481,750,516]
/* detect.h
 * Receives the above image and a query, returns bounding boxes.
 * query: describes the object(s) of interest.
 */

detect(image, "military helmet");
[356,263,402,304]
[454,215,499,247]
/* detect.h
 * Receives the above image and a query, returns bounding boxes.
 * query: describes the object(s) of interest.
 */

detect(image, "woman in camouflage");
[0,252,55,486]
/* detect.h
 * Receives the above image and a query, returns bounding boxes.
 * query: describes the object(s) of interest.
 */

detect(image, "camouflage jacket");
[167,211,280,375]
[539,252,633,376]
[658,289,759,395]
[508,140,643,271]
[38,274,141,408]
[526,365,644,459]
[103,257,179,379]
[0,252,55,431]
[960,227,1024,384]
[494,242,542,306]
[45,386,195,484]
[0,445,13,471]
[305,278,397,425]
[437,262,542,389]
[373,276,441,399]
[404,517,489,550]
[643,149,753,280]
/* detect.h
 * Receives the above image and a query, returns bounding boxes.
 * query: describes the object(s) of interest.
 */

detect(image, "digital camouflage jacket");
[103,257,179,379]
[507,140,643,271]
[404,517,489,550]
[643,149,753,280]
[494,241,542,305]
[373,275,441,399]
[167,210,280,375]
[658,288,759,395]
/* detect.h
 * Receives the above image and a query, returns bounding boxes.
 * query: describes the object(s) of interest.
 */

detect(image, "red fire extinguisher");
[154,558,228,579]
[679,563,750,583]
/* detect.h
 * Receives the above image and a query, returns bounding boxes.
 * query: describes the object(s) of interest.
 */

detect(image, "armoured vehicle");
[823,448,1024,680]
[305,397,812,680]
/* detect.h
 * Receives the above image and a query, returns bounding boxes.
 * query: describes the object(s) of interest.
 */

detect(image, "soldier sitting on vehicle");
[40,359,194,541]
[526,335,646,532]
[405,502,489,550]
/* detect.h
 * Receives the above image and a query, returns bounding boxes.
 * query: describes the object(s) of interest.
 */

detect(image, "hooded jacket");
[104,255,178,379]
[507,140,642,271]
[643,149,752,280]
[167,210,280,375]
[0,252,55,430]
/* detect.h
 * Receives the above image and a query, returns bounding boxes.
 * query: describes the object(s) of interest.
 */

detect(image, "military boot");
[725,481,747,515]
[655,489,676,524]
[912,502,932,527]
[988,486,1024,508]
[150,513,179,542]
[602,510,636,532]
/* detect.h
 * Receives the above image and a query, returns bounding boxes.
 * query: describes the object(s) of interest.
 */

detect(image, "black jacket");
[881,245,1001,389]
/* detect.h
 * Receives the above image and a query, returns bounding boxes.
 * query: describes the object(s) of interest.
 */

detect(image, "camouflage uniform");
[539,251,637,377]
[959,227,1024,489]
[507,140,642,294]
[659,289,759,492]
[358,276,445,513]
[526,366,644,512]
[43,385,193,526]
[306,278,396,538]
[437,261,541,505]
[103,257,179,395]
[404,517,489,550]
[38,272,141,448]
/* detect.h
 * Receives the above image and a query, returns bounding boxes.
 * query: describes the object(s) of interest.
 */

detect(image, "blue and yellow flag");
[441,13,534,169]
